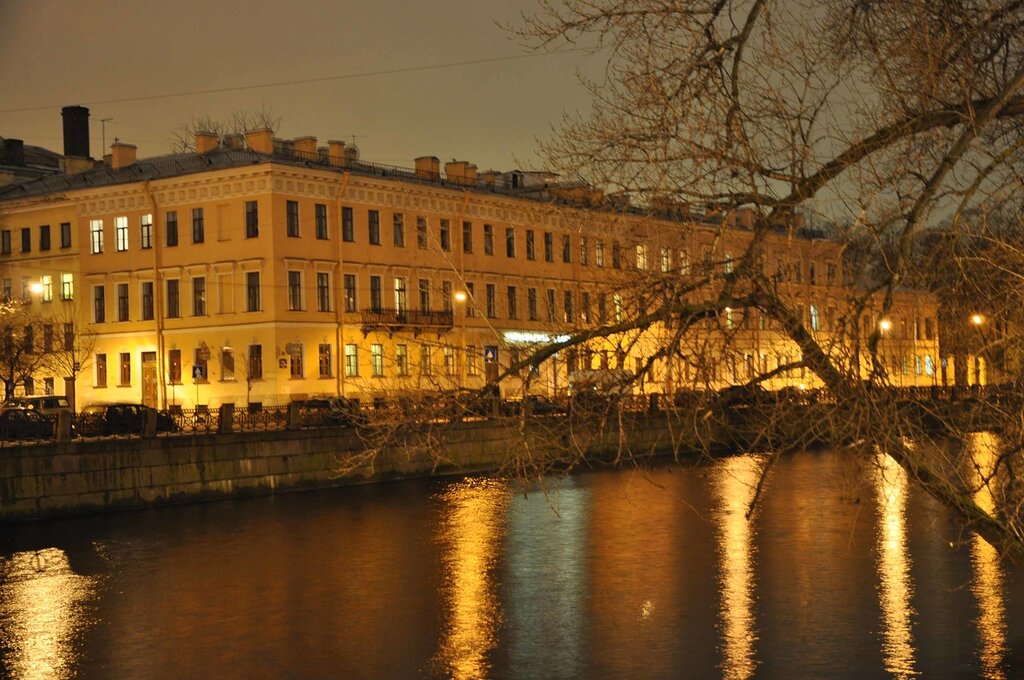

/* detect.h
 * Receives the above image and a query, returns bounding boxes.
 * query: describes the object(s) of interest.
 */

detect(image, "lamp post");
[970,313,987,386]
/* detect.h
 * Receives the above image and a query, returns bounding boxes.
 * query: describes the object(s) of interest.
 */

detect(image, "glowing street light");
[971,314,985,326]
[29,282,43,295]
[453,291,467,303]
[879,318,892,333]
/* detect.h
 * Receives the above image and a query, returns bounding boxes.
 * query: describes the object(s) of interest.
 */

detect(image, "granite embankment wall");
[0,414,691,522]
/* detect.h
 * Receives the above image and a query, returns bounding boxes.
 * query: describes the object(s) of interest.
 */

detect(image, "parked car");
[4,395,73,417]
[0,408,55,440]
[503,395,567,416]
[77,403,178,436]
[296,397,364,427]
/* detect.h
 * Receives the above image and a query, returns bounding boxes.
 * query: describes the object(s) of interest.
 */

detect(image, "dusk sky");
[0,0,599,172]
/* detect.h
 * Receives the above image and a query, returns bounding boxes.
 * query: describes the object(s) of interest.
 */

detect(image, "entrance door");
[142,351,158,408]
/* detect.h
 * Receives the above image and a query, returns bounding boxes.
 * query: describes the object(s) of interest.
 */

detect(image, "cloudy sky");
[0,0,599,172]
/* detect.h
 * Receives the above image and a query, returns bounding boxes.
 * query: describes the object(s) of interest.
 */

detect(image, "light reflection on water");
[712,455,762,680]
[875,452,919,678]
[0,449,1020,678]
[0,547,101,680]
[967,432,1009,680]
[433,477,512,680]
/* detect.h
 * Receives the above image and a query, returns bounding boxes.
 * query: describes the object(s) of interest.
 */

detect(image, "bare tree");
[0,299,49,399]
[500,0,1024,563]
[169,108,282,153]
[41,303,97,411]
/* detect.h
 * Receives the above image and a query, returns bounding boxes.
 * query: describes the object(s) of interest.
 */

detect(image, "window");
[318,344,332,378]
[581,292,591,323]
[561,235,572,263]
[462,221,473,253]
[315,204,328,239]
[60,222,71,249]
[286,200,299,237]
[95,353,107,387]
[527,288,538,321]
[506,227,516,257]
[165,211,178,246]
[168,349,181,384]
[192,276,206,316]
[544,232,554,262]
[635,244,648,270]
[465,283,475,318]
[141,282,154,320]
[246,272,260,312]
[93,284,104,321]
[90,219,104,253]
[580,237,589,266]
[43,325,53,353]
[140,214,153,249]
[288,271,302,310]
[371,344,384,376]
[221,348,235,381]
[393,213,405,247]
[546,289,556,322]
[612,242,621,269]
[444,346,456,376]
[60,273,73,300]
[191,208,204,243]
[0,230,9,255]
[564,291,574,323]
[368,210,380,245]
[595,241,605,267]
[394,277,407,313]
[20,227,30,253]
[396,344,409,376]
[485,283,496,318]
[439,219,450,251]
[345,344,358,377]
[167,279,180,318]
[416,216,427,248]
[64,324,74,352]
[483,224,494,255]
[41,275,53,302]
[614,293,624,322]
[344,274,356,312]
[420,345,432,375]
[507,286,518,319]
[810,305,820,331]
[342,206,354,242]
[119,352,131,386]
[826,262,837,285]
[808,262,816,286]
[248,344,263,380]
[117,283,129,321]
[526,230,535,260]
[316,272,330,312]
[370,276,382,312]
[289,345,303,379]
[466,345,478,376]
[418,279,431,312]
[723,252,732,274]
[245,201,259,238]
[442,281,453,312]
[40,224,51,251]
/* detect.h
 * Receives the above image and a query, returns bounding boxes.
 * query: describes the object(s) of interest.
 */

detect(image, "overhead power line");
[0,48,587,115]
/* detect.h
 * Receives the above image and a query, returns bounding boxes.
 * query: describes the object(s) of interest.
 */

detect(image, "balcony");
[360,308,453,335]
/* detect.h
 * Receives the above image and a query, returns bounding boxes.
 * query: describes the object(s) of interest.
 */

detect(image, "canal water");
[2,438,1022,679]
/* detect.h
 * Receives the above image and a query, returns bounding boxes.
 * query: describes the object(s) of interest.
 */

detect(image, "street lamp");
[879,318,892,333]
[971,313,984,327]
[453,291,467,303]
[29,282,43,295]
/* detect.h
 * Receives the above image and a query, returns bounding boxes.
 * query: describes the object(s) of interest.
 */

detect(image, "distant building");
[0,108,944,410]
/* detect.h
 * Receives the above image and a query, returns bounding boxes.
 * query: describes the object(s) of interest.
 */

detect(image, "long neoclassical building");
[0,107,949,409]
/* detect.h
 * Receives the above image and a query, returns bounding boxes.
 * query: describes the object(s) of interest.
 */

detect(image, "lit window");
[635,244,648,270]
[140,214,153,249]
[41,275,53,302]
[371,344,384,376]
[345,344,358,377]
[90,219,104,254]
[396,344,408,376]
[115,216,129,251]
[60,273,73,300]
[318,344,332,378]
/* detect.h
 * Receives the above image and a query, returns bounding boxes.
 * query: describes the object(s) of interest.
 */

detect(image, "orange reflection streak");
[434,478,511,680]
[874,453,918,679]
[0,547,99,680]
[966,432,1007,680]
[713,455,761,680]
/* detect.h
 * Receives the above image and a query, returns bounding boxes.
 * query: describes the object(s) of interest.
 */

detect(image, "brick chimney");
[445,161,469,185]
[61,105,90,159]
[327,140,346,166]
[293,136,317,157]
[110,142,137,170]
[195,131,219,153]
[415,156,440,180]
[245,128,274,155]
[2,139,24,166]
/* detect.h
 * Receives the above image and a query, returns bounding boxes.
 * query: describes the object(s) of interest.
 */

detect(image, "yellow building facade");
[0,127,944,410]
